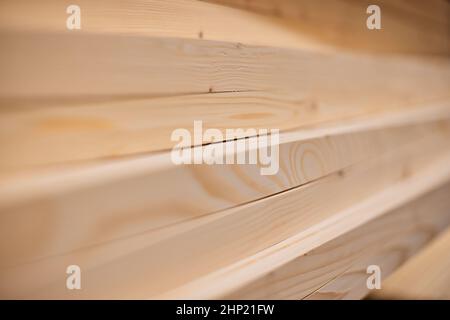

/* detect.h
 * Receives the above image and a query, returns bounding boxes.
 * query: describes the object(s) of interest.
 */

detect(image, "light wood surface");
[0,0,329,51]
[1,90,449,172]
[2,124,450,298]
[1,1,448,172]
[0,30,449,171]
[1,0,449,300]
[226,183,450,299]
[1,118,448,269]
[205,0,450,55]
[3,0,448,55]
[370,227,450,299]
[159,150,450,299]
[1,31,448,100]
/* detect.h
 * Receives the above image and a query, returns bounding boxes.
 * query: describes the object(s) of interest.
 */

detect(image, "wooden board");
[1,91,449,172]
[370,226,450,300]
[226,183,450,299]
[1,31,448,100]
[3,0,448,55]
[2,3,448,172]
[1,118,448,269]
[1,0,449,301]
[159,150,450,299]
[0,29,449,171]
[205,0,450,55]
[0,0,329,51]
[1,124,450,298]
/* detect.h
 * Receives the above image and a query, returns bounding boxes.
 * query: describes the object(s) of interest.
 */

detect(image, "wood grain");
[1,0,449,301]
[0,28,448,171]
[1,91,449,172]
[1,119,448,269]
[370,226,450,299]
[0,0,329,51]
[159,149,450,299]
[226,183,450,299]
[3,0,448,55]
[1,31,448,100]
[1,125,450,298]
[205,0,450,55]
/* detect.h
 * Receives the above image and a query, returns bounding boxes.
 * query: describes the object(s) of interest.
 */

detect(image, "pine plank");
[370,226,450,299]
[0,29,449,171]
[205,0,450,55]
[158,148,450,299]
[1,118,448,269]
[226,183,450,299]
[1,92,449,172]
[0,0,328,51]
[1,125,450,298]
[1,31,448,100]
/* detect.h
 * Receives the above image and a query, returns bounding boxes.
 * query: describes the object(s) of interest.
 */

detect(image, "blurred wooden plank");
[2,126,449,298]
[306,187,450,300]
[157,148,450,299]
[225,183,450,299]
[0,0,328,51]
[1,90,449,172]
[1,29,448,171]
[5,0,445,55]
[370,226,450,299]
[1,118,448,269]
[205,0,450,55]
[0,0,449,301]
[1,31,448,100]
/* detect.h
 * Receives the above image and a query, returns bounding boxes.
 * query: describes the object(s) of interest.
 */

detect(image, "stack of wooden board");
[370,226,450,300]
[0,0,449,299]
